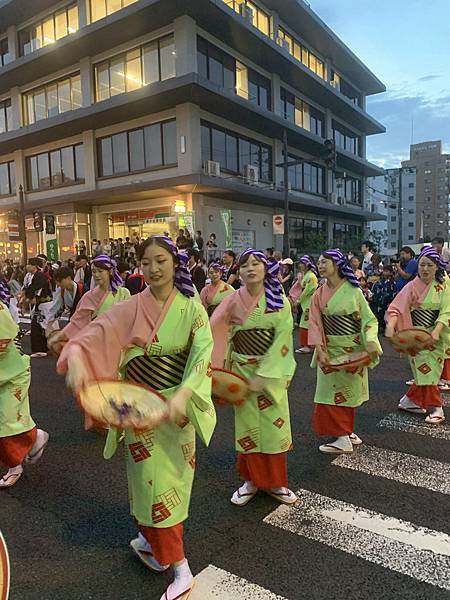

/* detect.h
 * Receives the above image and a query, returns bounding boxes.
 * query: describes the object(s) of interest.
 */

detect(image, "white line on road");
[378,412,450,440]
[333,444,450,495]
[191,565,287,600]
[264,489,450,591]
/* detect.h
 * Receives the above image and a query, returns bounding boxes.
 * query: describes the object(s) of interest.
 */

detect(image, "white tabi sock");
[8,464,23,475]
[428,407,444,418]
[398,394,422,410]
[240,480,257,494]
[333,436,353,451]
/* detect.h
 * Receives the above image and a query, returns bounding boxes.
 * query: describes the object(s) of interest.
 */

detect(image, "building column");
[82,130,96,189]
[77,0,89,28]
[6,26,17,62]
[271,11,280,41]
[272,73,281,117]
[80,56,93,107]
[273,138,283,187]
[10,87,22,129]
[175,103,202,176]
[12,150,26,193]
[326,215,334,245]
[174,15,197,77]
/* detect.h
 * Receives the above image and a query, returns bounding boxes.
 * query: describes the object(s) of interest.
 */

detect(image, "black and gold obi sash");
[14,329,26,355]
[322,313,361,336]
[232,328,275,356]
[125,348,189,391]
[411,309,440,328]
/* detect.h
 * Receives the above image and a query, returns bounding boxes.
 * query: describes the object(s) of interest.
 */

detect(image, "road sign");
[7,216,19,241]
[273,214,284,235]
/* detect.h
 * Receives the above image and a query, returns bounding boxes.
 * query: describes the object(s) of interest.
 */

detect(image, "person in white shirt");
[361,241,374,275]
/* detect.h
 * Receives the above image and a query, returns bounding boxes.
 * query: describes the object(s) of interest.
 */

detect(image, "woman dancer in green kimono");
[0,298,49,488]
[199,262,235,317]
[210,249,297,506]
[295,255,319,354]
[386,246,450,424]
[308,249,382,455]
[57,237,215,600]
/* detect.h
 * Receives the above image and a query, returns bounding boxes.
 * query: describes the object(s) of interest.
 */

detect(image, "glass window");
[50,150,63,186]
[61,146,75,182]
[0,38,11,67]
[90,0,107,23]
[197,37,208,79]
[201,124,211,164]
[96,61,110,101]
[143,41,159,85]
[37,153,50,188]
[162,120,177,164]
[226,134,238,172]
[212,128,226,165]
[125,48,142,91]
[109,56,126,96]
[159,35,175,81]
[112,132,129,173]
[107,0,122,12]
[55,10,68,40]
[99,137,113,176]
[0,100,13,133]
[129,129,145,171]
[144,123,163,167]
[208,45,223,87]
[58,79,71,113]
[47,84,58,117]
[34,90,47,122]
[75,144,84,180]
[8,162,15,194]
[67,5,78,33]
[236,62,248,99]
[19,5,78,56]
[71,75,82,108]
[0,163,9,195]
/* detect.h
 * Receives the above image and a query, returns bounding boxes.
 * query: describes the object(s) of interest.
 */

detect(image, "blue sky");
[310,0,450,168]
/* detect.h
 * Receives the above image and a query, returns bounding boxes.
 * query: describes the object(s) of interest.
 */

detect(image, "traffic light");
[33,211,44,232]
[45,214,55,235]
[323,139,337,170]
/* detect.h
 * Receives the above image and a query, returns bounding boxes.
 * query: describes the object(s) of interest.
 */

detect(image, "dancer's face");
[92,265,110,288]
[317,255,337,279]
[418,256,437,283]
[141,244,176,289]
[209,268,222,284]
[239,254,265,286]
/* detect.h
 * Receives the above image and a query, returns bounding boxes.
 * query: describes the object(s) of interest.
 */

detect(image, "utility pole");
[282,129,290,258]
[398,168,403,250]
[18,184,27,265]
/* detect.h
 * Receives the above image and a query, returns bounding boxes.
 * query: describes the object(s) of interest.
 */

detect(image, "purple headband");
[239,248,284,312]
[0,278,10,305]
[209,262,224,272]
[323,248,360,287]
[152,236,195,298]
[418,246,448,270]
[92,255,123,293]
[299,255,319,277]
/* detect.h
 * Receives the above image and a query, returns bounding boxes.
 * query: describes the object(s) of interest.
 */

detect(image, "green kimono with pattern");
[93,287,130,318]
[225,296,296,455]
[0,301,35,439]
[408,282,450,386]
[299,271,318,330]
[311,282,381,408]
[101,291,216,528]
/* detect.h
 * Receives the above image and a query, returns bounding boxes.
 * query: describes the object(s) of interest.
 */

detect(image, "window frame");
[23,72,82,124]
[18,4,79,57]
[26,143,85,191]
[0,160,16,196]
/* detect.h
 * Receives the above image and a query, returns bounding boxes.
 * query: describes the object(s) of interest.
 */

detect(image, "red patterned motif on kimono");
[334,392,347,405]
[257,395,273,410]
[273,417,285,429]
[0,339,10,353]
[152,502,171,523]
[238,436,257,451]
[14,388,22,401]
[418,363,431,375]
[129,442,151,463]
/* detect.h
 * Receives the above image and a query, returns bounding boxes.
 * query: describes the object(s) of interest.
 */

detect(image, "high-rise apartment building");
[0,0,385,261]
[366,166,417,255]
[402,141,450,242]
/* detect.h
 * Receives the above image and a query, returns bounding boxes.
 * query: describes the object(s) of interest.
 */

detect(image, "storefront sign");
[232,229,255,255]
[7,217,19,241]
[178,212,195,236]
[46,238,59,261]
[221,209,232,248]
[273,214,284,235]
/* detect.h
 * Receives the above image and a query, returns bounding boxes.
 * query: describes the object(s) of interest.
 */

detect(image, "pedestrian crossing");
[195,406,450,599]
[191,566,287,600]
[378,412,450,440]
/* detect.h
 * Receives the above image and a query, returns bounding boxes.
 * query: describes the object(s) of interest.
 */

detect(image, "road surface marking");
[333,444,450,495]
[264,489,450,591]
[378,412,450,440]
[191,565,287,599]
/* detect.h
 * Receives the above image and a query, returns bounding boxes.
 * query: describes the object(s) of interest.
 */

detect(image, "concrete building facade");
[0,0,385,262]
[402,141,450,243]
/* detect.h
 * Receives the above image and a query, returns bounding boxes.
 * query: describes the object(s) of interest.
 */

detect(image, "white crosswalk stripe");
[191,565,287,599]
[264,489,450,591]
[378,412,450,440]
[333,444,450,494]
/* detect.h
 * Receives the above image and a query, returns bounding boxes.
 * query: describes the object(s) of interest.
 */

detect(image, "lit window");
[24,74,82,124]
[18,4,79,56]
[90,0,138,23]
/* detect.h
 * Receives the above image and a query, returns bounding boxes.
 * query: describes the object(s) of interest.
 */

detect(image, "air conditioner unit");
[277,37,290,53]
[328,192,337,203]
[239,3,253,22]
[244,164,259,185]
[204,160,220,177]
[337,196,345,205]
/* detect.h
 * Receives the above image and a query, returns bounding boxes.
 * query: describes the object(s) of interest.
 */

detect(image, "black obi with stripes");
[125,348,190,391]
[232,328,275,356]
[322,313,361,336]
[411,309,440,329]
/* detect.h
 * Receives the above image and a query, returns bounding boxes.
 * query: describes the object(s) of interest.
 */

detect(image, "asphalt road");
[1,335,449,600]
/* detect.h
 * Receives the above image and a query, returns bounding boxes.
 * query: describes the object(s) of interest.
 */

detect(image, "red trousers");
[313,404,355,437]
[138,523,185,565]
[0,428,37,467]
[407,384,442,408]
[299,327,310,347]
[237,452,288,489]
[441,358,450,381]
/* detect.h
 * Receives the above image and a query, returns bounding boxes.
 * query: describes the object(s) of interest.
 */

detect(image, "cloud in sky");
[310,0,450,168]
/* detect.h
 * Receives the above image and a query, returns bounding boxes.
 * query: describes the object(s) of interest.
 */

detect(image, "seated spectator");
[350,255,364,279]
[371,266,397,334]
